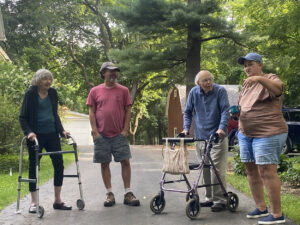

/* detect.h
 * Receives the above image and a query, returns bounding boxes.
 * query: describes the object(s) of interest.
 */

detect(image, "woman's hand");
[243,76,260,87]
[27,132,36,141]
[62,130,70,138]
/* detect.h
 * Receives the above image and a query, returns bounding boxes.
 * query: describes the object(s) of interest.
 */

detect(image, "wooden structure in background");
[166,84,240,138]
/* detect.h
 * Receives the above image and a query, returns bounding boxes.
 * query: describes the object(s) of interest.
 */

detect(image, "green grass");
[226,171,300,225]
[0,144,75,211]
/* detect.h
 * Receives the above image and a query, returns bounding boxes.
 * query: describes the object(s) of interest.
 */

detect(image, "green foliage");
[278,154,292,173]
[227,0,300,105]
[0,95,23,154]
[232,146,246,176]
[0,61,32,102]
[0,61,32,154]
[232,144,300,187]
[0,154,28,174]
[134,95,168,145]
[279,156,300,186]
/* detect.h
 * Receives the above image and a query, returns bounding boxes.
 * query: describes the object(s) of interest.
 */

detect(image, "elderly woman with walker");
[19,69,72,214]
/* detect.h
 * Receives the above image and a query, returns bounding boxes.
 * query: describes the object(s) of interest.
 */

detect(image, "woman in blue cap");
[233,53,288,224]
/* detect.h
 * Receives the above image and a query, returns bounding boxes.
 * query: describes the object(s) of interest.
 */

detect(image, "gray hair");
[194,70,214,85]
[31,69,53,86]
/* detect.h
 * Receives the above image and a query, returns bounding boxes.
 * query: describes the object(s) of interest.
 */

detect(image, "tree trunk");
[186,0,201,96]
[129,108,141,145]
[129,81,139,104]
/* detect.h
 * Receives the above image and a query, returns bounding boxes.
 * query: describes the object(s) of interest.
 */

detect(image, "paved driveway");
[0,146,297,225]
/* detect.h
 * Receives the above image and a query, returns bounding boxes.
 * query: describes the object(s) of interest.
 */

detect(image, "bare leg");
[120,159,131,189]
[30,192,37,205]
[101,162,112,189]
[54,186,62,203]
[258,164,282,218]
[244,162,267,211]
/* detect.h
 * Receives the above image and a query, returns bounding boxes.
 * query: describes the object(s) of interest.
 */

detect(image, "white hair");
[194,70,214,85]
[31,69,53,86]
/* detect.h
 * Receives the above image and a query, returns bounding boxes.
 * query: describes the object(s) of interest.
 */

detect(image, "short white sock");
[125,188,132,194]
[106,188,112,193]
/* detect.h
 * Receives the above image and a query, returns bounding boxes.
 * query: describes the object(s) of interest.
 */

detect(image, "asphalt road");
[0,145,297,225]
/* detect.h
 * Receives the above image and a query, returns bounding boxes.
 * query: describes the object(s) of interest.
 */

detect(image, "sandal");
[53,202,72,210]
[28,205,37,213]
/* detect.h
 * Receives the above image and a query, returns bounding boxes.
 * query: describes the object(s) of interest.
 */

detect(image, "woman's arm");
[19,91,33,136]
[244,76,283,96]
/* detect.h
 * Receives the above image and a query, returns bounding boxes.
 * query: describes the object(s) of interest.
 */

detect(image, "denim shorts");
[237,132,287,165]
[93,134,131,163]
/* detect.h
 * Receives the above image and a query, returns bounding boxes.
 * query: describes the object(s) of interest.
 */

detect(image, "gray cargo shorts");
[93,134,131,163]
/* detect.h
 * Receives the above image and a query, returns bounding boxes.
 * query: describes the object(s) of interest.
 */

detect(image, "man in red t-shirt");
[86,62,140,207]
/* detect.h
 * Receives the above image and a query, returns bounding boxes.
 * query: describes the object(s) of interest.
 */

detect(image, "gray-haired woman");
[19,69,72,213]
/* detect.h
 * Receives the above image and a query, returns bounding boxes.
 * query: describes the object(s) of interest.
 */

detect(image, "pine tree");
[112,0,240,94]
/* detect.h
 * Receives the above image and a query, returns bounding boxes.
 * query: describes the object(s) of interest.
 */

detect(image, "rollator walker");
[150,133,239,220]
[16,136,85,218]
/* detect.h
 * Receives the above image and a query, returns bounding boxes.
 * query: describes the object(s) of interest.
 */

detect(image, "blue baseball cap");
[238,53,263,65]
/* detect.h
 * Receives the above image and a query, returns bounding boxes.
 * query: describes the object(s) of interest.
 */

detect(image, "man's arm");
[121,105,131,137]
[182,91,194,134]
[217,88,230,139]
[89,105,99,140]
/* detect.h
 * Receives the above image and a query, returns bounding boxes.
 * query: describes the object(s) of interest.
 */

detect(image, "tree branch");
[201,34,248,48]
[68,44,94,89]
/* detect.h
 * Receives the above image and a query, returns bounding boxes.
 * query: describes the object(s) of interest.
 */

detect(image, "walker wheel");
[76,199,85,210]
[185,192,193,201]
[150,194,165,214]
[186,198,200,220]
[227,192,239,212]
[37,206,44,218]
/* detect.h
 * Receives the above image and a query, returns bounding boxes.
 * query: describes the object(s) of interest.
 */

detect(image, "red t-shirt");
[86,83,132,137]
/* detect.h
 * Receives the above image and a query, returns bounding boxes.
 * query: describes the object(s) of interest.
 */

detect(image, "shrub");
[0,95,24,154]
[279,156,300,186]
[232,146,246,176]
[0,61,32,154]
[0,154,29,174]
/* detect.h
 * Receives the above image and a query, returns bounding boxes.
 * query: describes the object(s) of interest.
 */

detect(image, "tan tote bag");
[162,138,190,174]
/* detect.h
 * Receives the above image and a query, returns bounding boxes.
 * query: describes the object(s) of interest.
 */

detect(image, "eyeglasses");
[200,77,213,84]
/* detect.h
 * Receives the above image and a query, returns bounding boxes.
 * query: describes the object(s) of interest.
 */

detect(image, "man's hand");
[27,132,36,141]
[121,130,128,137]
[216,129,225,139]
[181,130,189,136]
[91,130,100,141]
